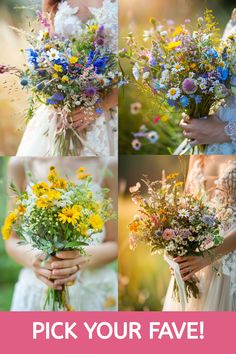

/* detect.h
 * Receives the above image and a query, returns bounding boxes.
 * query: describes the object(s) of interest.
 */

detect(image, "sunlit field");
[119,0,235,154]
[118,156,189,311]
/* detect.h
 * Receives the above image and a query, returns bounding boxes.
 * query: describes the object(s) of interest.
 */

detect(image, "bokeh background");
[118,156,189,311]
[0,0,38,155]
[0,157,21,310]
[119,0,236,154]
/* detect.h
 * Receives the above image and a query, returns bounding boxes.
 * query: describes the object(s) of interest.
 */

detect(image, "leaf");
[64,241,89,249]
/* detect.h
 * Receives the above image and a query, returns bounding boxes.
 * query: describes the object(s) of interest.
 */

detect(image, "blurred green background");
[118,156,189,311]
[119,0,236,154]
[0,158,21,311]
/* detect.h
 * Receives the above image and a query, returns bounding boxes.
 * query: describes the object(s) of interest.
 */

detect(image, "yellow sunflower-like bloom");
[61,76,69,83]
[78,173,91,180]
[45,189,62,201]
[1,211,18,240]
[36,196,52,209]
[88,24,99,33]
[48,166,58,182]
[32,182,50,197]
[52,178,68,189]
[89,214,104,231]
[58,205,81,225]
[77,223,88,237]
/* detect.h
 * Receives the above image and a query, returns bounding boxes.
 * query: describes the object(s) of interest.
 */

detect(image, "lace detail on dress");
[54,1,83,37]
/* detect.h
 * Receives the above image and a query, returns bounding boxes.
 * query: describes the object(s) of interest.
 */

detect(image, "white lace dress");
[10,158,118,311]
[163,158,236,311]
[205,18,236,155]
[16,0,118,157]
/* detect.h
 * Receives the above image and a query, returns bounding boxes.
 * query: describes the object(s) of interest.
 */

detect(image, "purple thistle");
[85,87,97,97]
[182,78,197,94]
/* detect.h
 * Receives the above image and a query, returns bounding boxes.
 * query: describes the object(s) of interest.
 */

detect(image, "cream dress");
[16,0,118,157]
[10,157,118,311]
[163,157,236,311]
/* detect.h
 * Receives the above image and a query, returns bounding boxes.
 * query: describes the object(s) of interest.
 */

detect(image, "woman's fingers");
[183,270,199,281]
[52,265,78,277]
[54,273,77,286]
[36,275,62,290]
[51,258,78,269]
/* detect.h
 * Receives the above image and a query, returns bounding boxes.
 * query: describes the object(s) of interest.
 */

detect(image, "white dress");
[205,17,236,155]
[10,158,118,311]
[163,158,236,311]
[16,0,118,157]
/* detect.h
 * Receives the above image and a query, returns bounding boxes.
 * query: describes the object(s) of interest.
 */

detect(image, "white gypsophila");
[166,241,176,251]
[143,72,150,80]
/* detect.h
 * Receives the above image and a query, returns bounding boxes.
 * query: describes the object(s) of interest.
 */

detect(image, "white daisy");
[47,48,60,61]
[178,209,190,218]
[167,87,181,100]
[172,63,184,73]
[143,29,154,41]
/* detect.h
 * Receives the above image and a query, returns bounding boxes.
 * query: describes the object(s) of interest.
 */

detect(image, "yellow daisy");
[58,205,81,225]
[89,214,104,231]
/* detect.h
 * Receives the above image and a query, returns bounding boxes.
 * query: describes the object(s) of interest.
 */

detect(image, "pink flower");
[163,228,176,240]
[153,116,161,125]
[0,65,9,74]
[151,214,160,227]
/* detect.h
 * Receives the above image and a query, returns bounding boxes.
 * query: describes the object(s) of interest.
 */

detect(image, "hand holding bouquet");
[128,172,223,308]
[0,11,118,155]
[121,10,232,154]
[2,166,115,311]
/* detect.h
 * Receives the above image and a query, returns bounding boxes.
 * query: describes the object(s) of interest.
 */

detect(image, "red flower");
[153,116,161,125]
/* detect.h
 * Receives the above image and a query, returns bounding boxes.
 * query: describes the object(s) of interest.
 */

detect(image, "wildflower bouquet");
[1,11,118,155]
[120,10,231,154]
[2,166,115,311]
[128,173,223,307]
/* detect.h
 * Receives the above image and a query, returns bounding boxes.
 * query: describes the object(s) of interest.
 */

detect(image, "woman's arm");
[175,226,236,281]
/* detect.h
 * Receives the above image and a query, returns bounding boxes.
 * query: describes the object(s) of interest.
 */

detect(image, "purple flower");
[0,64,9,74]
[182,78,197,94]
[131,139,141,151]
[179,229,191,239]
[51,93,64,101]
[85,87,97,97]
[96,108,103,115]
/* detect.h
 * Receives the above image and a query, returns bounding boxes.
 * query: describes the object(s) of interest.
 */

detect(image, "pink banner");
[0,311,234,353]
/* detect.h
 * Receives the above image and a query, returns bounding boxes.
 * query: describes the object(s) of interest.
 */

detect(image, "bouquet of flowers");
[120,10,231,154]
[1,166,115,311]
[128,172,223,308]
[1,11,118,155]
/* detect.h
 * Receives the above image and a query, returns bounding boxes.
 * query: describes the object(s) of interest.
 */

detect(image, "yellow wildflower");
[52,73,59,79]
[58,205,81,225]
[89,214,104,231]
[173,26,183,37]
[36,196,51,209]
[78,167,86,173]
[167,41,182,50]
[17,204,26,214]
[1,211,18,240]
[48,166,58,183]
[78,173,91,180]
[89,24,99,32]
[161,115,169,122]
[61,76,69,83]
[44,44,51,51]
[54,64,63,72]
[32,182,50,197]
[52,178,68,189]
[77,223,88,237]
[167,173,179,179]
[69,57,78,64]
[45,189,61,201]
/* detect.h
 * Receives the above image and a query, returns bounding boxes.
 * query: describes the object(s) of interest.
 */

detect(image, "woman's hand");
[51,250,89,286]
[179,113,231,146]
[174,253,212,281]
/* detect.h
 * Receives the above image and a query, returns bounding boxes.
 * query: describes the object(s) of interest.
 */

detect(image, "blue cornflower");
[179,95,189,108]
[195,95,202,104]
[167,99,176,107]
[93,56,109,74]
[206,49,218,59]
[51,93,65,101]
[96,108,103,115]
[217,66,228,81]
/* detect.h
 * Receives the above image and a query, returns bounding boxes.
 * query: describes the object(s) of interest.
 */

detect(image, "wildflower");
[32,182,50,197]
[85,87,97,97]
[178,209,190,218]
[45,190,62,201]
[52,73,58,79]
[52,178,68,189]
[0,64,9,74]
[153,116,161,124]
[129,182,141,193]
[130,102,142,114]
[173,26,183,37]
[131,139,141,151]
[69,56,79,64]
[163,229,176,241]
[78,173,91,180]
[182,78,197,94]
[47,48,60,61]
[179,95,190,108]
[77,223,88,237]
[172,64,184,73]
[58,205,81,225]
[89,214,104,231]
[147,131,159,143]
[161,115,169,122]
[1,211,18,240]
[167,87,181,100]
[54,64,63,72]
[36,196,52,209]
[167,173,179,179]
[166,41,182,50]
[129,220,140,233]
[61,76,69,83]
